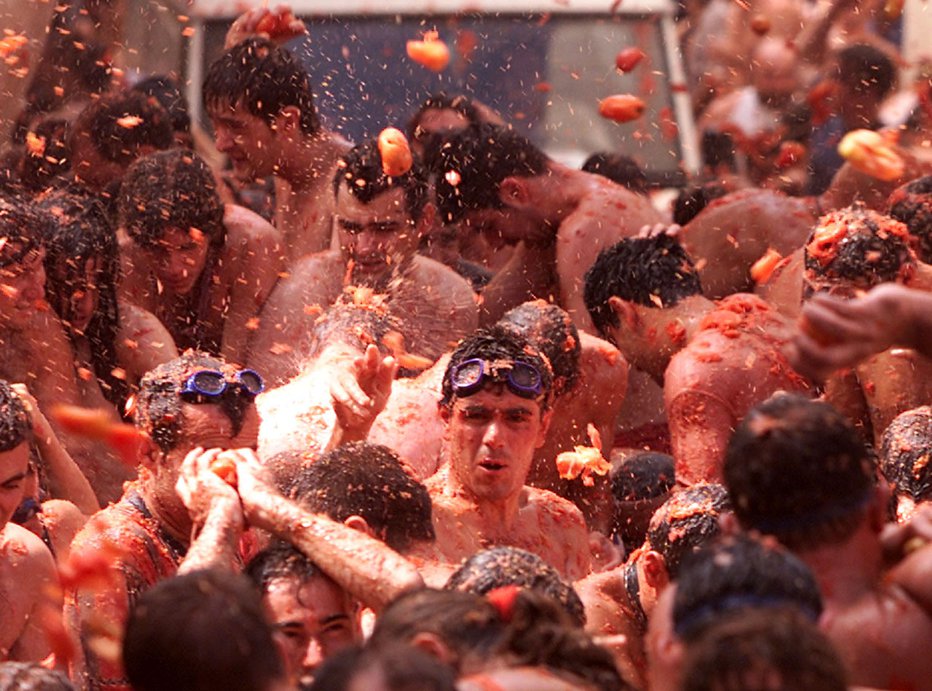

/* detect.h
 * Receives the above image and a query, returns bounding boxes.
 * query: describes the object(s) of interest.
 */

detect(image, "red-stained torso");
[664,294,811,484]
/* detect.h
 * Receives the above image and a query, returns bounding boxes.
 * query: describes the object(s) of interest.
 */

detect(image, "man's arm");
[175,447,245,575]
[791,284,932,382]
[664,387,735,486]
[1,524,57,663]
[220,205,286,364]
[230,449,424,611]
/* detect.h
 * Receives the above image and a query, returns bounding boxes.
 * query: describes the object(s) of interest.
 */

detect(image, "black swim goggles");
[449,358,543,399]
[180,369,265,400]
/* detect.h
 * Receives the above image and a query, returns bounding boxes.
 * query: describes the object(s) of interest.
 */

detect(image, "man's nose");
[23,267,46,301]
[302,638,324,673]
[214,128,233,152]
[354,230,383,254]
[482,419,506,448]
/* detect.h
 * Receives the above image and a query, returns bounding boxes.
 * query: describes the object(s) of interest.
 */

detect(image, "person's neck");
[637,295,713,380]
[797,526,883,606]
[138,482,192,548]
[276,129,347,190]
[536,163,587,224]
[444,463,521,532]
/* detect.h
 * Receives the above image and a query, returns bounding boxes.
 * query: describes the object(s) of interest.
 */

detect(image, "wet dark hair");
[887,175,932,263]
[119,149,226,249]
[583,234,703,337]
[123,568,283,691]
[804,205,916,290]
[0,662,75,690]
[837,43,896,97]
[724,394,874,550]
[439,325,554,410]
[308,644,457,691]
[20,117,71,192]
[0,380,32,453]
[680,608,847,691]
[245,540,320,594]
[880,406,932,502]
[499,301,580,396]
[673,534,823,642]
[70,90,174,166]
[37,188,126,409]
[433,124,549,224]
[673,182,729,226]
[301,299,400,363]
[0,194,47,268]
[203,38,320,136]
[701,130,737,171]
[135,351,252,452]
[611,451,676,503]
[582,152,648,194]
[285,441,435,553]
[445,546,586,627]
[332,138,429,221]
[370,589,626,691]
[132,76,192,135]
[646,483,731,579]
[407,92,483,139]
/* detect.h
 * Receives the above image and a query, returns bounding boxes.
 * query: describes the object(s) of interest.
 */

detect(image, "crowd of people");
[1,0,932,689]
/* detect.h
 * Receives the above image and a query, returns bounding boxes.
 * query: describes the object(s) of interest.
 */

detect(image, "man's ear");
[642,550,670,591]
[608,295,640,330]
[343,515,377,538]
[272,106,301,135]
[498,176,532,210]
[137,434,161,471]
[536,408,554,448]
[416,202,437,238]
[410,632,456,665]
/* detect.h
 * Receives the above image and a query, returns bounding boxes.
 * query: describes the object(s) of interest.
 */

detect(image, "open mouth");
[479,461,506,471]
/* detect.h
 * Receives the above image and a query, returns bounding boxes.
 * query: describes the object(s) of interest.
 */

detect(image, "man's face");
[443,387,549,503]
[141,227,210,297]
[209,101,280,181]
[53,257,99,334]
[263,573,359,686]
[461,206,543,247]
[645,585,683,691]
[0,443,30,529]
[0,245,47,330]
[335,185,420,287]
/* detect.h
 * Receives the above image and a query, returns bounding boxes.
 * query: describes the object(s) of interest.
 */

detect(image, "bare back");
[555,177,664,332]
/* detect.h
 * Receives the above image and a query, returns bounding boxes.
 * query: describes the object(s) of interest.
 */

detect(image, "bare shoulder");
[0,523,56,574]
[578,332,628,382]
[411,256,476,299]
[526,486,587,530]
[223,203,281,244]
[266,250,343,309]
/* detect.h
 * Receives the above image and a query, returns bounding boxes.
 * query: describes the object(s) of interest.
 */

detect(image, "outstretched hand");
[331,344,397,439]
[789,285,912,381]
[224,4,307,50]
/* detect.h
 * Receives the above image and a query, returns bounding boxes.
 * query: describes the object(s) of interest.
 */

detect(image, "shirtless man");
[583,234,810,483]
[248,138,477,385]
[798,205,932,443]
[426,325,591,580]
[203,37,352,263]
[575,483,730,688]
[64,352,265,690]
[433,123,664,330]
[724,394,932,690]
[0,380,57,664]
[118,149,283,365]
[68,89,174,195]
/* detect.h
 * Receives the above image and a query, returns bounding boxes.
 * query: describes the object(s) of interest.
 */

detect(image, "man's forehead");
[208,99,262,123]
[456,388,541,413]
[336,185,410,221]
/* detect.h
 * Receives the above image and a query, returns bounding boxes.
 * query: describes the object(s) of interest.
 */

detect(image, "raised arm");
[230,449,424,611]
[12,384,98,515]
